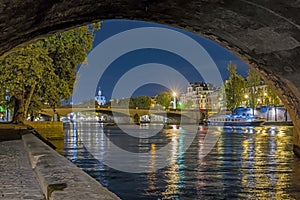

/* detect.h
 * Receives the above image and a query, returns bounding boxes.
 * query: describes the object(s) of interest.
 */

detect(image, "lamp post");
[173,92,176,110]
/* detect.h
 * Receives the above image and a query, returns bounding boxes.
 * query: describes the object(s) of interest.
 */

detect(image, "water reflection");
[56,124,300,199]
[145,143,157,195]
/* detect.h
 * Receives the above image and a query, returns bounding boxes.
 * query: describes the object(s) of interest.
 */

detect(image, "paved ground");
[0,127,44,200]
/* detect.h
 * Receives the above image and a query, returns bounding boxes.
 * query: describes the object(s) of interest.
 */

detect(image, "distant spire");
[98,87,102,96]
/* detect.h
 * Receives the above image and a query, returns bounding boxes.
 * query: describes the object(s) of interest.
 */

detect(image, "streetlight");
[173,92,176,110]
[257,98,261,103]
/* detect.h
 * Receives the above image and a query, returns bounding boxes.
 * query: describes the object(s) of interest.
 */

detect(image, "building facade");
[179,82,220,110]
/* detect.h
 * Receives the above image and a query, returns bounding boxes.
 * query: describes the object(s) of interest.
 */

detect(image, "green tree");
[80,99,99,108]
[114,98,130,108]
[182,99,194,109]
[129,96,151,109]
[1,42,54,123]
[0,23,99,124]
[223,61,246,113]
[246,69,262,114]
[156,92,171,109]
[266,85,281,106]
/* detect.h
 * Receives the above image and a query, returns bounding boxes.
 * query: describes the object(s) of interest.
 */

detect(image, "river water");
[52,123,300,199]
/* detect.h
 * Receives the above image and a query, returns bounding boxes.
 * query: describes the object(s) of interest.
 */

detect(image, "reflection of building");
[95,88,106,106]
[179,82,220,110]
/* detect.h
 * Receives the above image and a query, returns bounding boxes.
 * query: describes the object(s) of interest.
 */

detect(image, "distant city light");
[173,92,177,109]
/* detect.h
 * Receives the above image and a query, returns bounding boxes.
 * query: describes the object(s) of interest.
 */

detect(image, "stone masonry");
[0,140,44,200]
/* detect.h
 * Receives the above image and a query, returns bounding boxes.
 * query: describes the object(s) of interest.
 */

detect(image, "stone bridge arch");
[1,0,300,153]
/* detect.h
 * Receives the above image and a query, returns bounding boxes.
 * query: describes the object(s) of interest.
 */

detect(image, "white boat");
[205,114,265,126]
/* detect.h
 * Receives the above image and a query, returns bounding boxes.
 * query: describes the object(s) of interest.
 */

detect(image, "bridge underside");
[1,0,300,154]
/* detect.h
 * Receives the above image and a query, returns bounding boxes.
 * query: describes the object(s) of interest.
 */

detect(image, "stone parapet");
[22,133,120,200]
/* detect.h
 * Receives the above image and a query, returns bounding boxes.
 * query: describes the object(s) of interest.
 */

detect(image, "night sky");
[75,19,249,101]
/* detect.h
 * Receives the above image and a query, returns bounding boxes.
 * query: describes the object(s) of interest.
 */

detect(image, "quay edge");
[22,133,120,200]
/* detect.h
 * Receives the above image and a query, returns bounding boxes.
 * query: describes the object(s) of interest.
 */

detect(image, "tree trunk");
[12,86,35,124]
[24,85,35,116]
[12,95,26,124]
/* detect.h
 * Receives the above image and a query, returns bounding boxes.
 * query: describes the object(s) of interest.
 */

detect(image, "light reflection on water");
[52,123,300,199]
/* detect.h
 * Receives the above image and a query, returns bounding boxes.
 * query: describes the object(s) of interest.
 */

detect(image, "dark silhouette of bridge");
[41,107,205,123]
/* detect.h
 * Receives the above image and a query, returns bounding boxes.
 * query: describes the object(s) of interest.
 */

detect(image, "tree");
[155,92,171,109]
[111,98,130,108]
[0,42,54,123]
[0,23,100,124]
[246,69,262,114]
[266,85,281,106]
[223,61,246,113]
[129,96,151,109]
[182,99,194,109]
[80,99,99,108]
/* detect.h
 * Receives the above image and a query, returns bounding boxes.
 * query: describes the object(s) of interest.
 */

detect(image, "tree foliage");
[155,92,171,109]
[129,96,152,109]
[223,61,246,113]
[265,85,282,106]
[0,23,100,123]
[182,99,194,109]
[111,96,152,109]
[246,69,262,111]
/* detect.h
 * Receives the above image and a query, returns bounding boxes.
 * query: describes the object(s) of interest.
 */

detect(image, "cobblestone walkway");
[0,140,44,200]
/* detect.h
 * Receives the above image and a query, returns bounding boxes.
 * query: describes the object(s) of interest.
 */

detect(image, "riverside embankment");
[0,123,120,200]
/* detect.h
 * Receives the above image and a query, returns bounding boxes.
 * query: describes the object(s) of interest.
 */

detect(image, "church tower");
[95,87,106,106]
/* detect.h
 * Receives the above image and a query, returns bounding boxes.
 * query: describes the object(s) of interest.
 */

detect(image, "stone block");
[22,134,120,200]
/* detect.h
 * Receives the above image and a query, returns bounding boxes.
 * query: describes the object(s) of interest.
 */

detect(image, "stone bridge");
[1,0,299,154]
[41,107,197,122]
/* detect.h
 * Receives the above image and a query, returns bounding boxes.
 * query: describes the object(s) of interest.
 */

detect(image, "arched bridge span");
[1,0,300,153]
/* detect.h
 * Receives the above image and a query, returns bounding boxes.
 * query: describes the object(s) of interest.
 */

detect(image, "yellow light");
[244,94,249,99]
[173,92,177,97]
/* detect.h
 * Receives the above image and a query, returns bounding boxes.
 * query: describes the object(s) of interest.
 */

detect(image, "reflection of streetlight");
[173,92,176,110]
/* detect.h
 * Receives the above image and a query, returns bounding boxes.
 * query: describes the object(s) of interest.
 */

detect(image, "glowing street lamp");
[257,98,261,105]
[173,92,177,109]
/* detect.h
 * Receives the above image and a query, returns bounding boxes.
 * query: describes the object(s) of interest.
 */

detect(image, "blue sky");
[80,19,249,100]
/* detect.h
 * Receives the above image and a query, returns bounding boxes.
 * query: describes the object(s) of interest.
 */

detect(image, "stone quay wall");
[22,133,120,200]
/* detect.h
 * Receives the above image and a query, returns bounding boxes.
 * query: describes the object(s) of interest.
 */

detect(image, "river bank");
[0,123,120,200]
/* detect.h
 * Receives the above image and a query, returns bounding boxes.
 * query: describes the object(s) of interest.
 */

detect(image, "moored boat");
[205,114,265,126]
